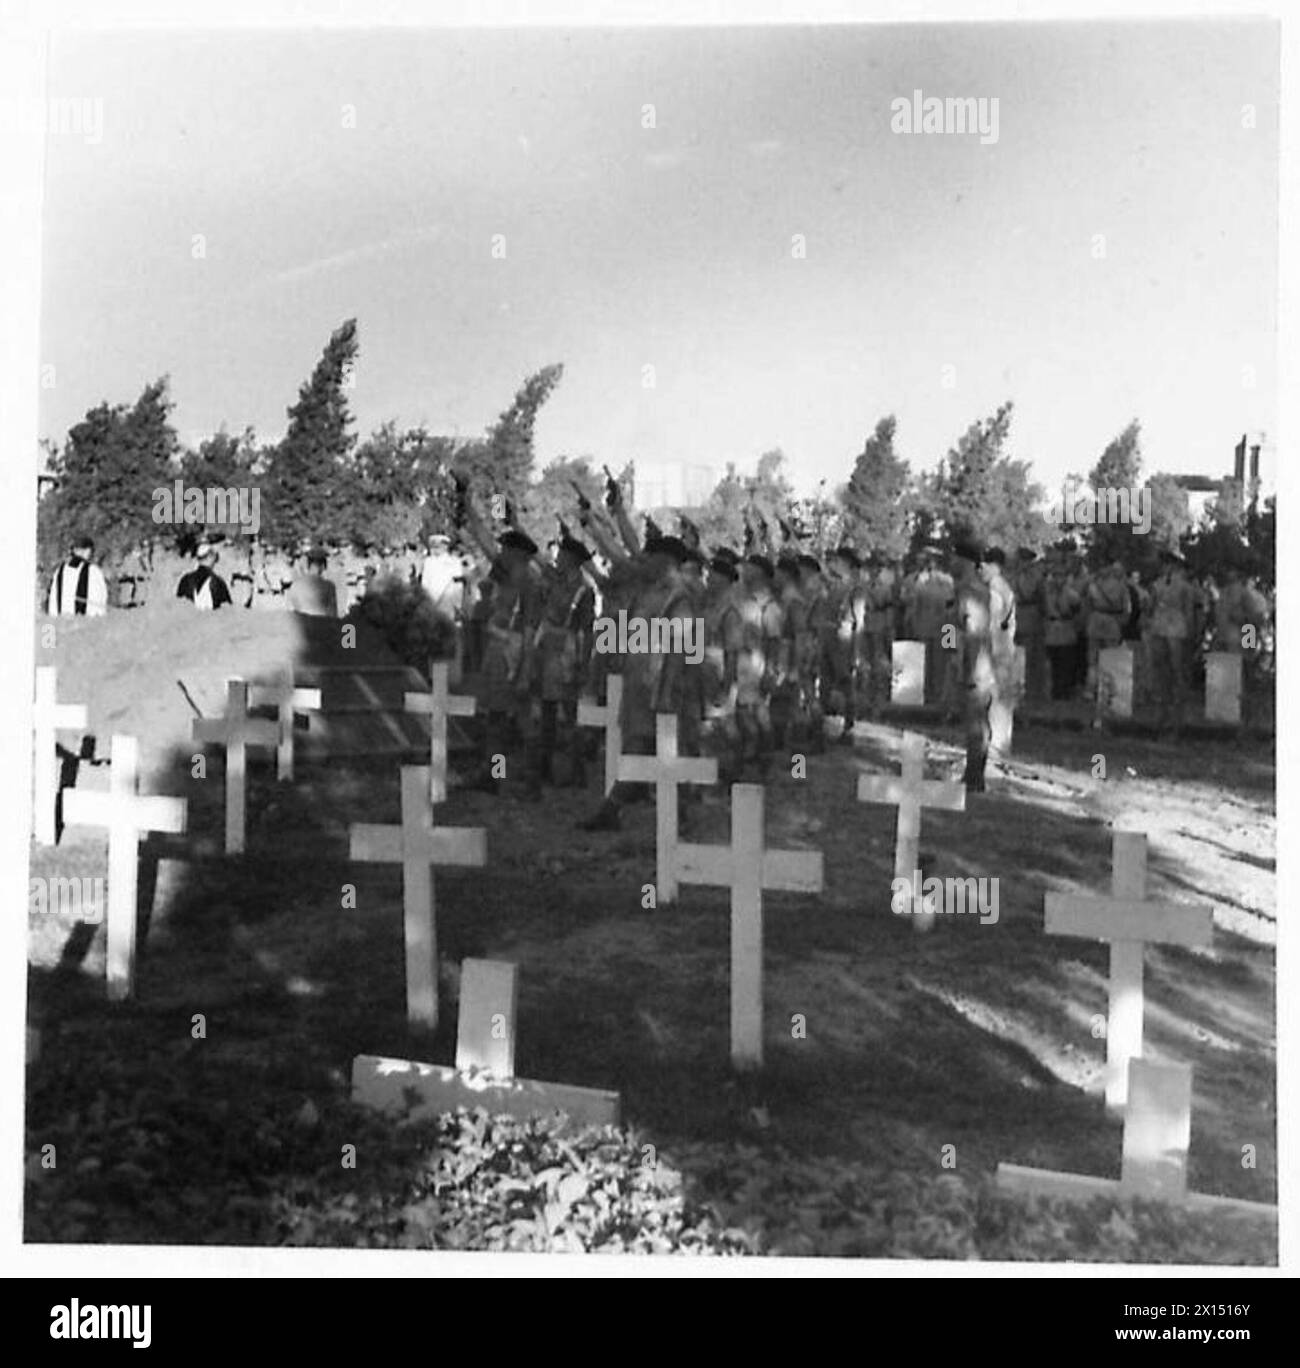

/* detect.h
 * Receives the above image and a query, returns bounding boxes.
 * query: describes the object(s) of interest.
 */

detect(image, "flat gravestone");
[577,674,624,796]
[456,958,516,1079]
[998,1057,1274,1221]
[352,957,620,1131]
[1046,830,1212,1112]
[1097,645,1134,719]
[1205,652,1243,724]
[618,712,717,904]
[62,735,187,1001]
[676,784,823,1070]
[33,667,88,845]
[890,641,925,707]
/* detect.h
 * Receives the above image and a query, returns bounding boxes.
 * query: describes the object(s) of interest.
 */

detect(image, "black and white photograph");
[3,0,1291,1288]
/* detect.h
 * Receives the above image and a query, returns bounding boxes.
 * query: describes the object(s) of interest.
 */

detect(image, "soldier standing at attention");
[860,553,897,719]
[1013,548,1047,706]
[952,537,994,792]
[820,545,863,744]
[47,535,108,617]
[1147,549,1196,736]
[1084,557,1129,718]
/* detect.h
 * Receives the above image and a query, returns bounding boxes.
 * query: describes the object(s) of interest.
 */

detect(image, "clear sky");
[39,20,1279,497]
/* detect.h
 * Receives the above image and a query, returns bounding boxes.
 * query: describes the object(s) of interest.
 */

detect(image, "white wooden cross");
[577,674,624,796]
[192,679,279,854]
[33,666,87,844]
[1046,830,1213,1112]
[349,765,486,1032]
[404,661,476,803]
[998,1056,1275,1221]
[62,735,187,1002]
[248,670,322,782]
[352,957,620,1130]
[857,730,964,932]
[676,784,824,1070]
[618,711,717,903]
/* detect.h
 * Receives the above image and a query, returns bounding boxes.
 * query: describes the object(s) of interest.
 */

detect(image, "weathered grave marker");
[891,640,925,707]
[618,711,718,903]
[352,957,620,1130]
[1205,651,1243,725]
[249,671,322,781]
[1097,645,1134,719]
[676,784,824,1070]
[577,674,624,796]
[857,730,964,932]
[33,667,88,844]
[1046,830,1212,1112]
[349,765,486,1032]
[404,661,476,803]
[62,735,187,1001]
[192,679,279,854]
[997,1057,1275,1221]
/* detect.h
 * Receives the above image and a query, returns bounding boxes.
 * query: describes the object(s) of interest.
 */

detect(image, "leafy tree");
[338,423,428,551]
[696,450,794,553]
[928,402,1045,552]
[524,456,605,547]
[841,415,912,559]
[1086,421,1143,566]
[262,318,359,550]
[484,363,565,509]
[38,376,179,584]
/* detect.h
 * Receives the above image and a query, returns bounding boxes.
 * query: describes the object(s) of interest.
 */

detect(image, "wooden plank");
[456,959,517,1079]
[352,1054,621,1131]
[1045,894,1213,947]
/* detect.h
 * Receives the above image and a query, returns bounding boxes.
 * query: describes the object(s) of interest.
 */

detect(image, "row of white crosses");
[576,680,964,1066]
[580,682,1272,1220]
